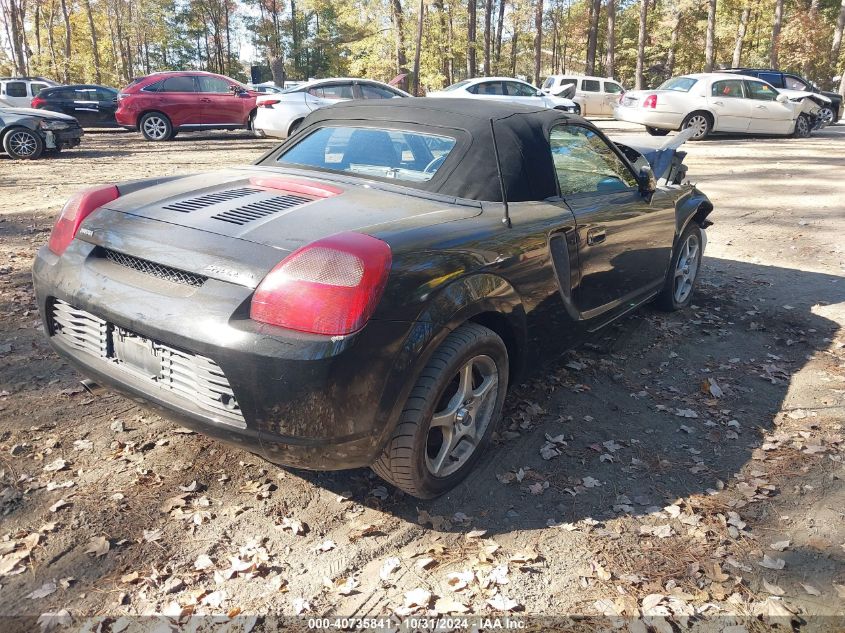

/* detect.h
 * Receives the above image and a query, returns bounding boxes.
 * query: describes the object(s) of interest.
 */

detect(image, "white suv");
[541,75,626,117]
[0,77,60,108]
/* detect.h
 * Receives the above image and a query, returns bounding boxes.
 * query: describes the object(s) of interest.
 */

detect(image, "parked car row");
[3,65,841,160]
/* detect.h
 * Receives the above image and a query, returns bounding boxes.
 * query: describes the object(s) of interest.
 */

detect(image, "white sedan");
[613,73,821,139]
[253,78,410,139]
[427,77,580,114]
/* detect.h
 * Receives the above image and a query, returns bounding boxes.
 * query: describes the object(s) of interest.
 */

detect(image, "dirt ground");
[1,123,843,632]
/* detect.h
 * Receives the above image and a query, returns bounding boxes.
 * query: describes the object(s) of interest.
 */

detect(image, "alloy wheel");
[142,116,168,140]
[425,355,499,478]
[685,115,709,139]
[819,107,834,126]
[796,115,810,138]
[8,131,38,157]
[673,233,700,304]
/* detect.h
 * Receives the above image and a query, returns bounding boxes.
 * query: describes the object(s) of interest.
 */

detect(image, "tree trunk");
[59,0,71,82]
[6,0,27,74]
[770,0,783,67]
[666,11,682,78]
[391,0,408,72]
[605,0,615,78]
[83,0,102,84]
[635,0,648,89]
[494,0,505,71]
[831,0,845,66]
[704,0,717,72]
[533,0,543,84]
[585,0,600,75]
[467,0,476,78]
[413,0,424,94]
[483,0,492,75]
[732,4,750,68]
[510,30,518,76]
[291,0,300,77]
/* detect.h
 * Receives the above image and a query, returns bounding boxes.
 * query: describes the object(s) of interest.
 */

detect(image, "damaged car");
[614,72,822,139]
[1,103,83,159]
[32,100,712,498]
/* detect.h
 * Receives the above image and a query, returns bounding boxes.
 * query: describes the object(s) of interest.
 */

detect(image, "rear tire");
[372,323,508,498]
[682,111,712,140]
[287,119,303,137]
[3,127,44,159]
[646,126,670,136]
[655,223,704,311]
[139,112,173,141]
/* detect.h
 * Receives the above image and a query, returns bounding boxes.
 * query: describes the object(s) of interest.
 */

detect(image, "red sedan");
[115,71,258,141]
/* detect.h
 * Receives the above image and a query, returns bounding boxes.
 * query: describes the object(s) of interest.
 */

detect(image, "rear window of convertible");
[276,127,457,183]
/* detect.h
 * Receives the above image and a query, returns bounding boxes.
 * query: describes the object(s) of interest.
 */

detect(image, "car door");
[306,81,355,111]
[68,87,102,127]
[502,80,544,106]
[579,79,603,116]
[196,75,246,125]
[96,87,119,125]
[357,82,405,100]
[601,81,625,115]
[466,80,507,102]
[706,79,752,132]
[547,123,676,319]
[2,81,30,107]
[156,75,203,126]
[744,80,793,134]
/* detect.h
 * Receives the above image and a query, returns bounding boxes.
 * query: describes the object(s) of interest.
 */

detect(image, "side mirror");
[229,85,246,96]
[535,89,544,97]
[775,93,789,103]
[638,165,657,195]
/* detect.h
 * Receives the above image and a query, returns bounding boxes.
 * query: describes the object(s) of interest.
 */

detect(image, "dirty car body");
[33,100,713,497]
[1,105,82,159]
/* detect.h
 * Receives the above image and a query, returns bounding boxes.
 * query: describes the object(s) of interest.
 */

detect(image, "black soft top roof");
[292,98,578,202]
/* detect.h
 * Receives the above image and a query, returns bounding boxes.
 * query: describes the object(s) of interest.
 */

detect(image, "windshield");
[277,126,457,183]
[657,77,698,92]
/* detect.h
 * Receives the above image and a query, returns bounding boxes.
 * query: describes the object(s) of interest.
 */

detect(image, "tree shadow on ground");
[301,256,843,536]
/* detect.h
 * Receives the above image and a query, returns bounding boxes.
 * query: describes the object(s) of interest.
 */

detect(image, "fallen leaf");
[85,536,109,558]
[120,572,140,584]
[194,554,214,571]
[27,581,58,600]
[760,555,786,570]
[642,593,665,612]
[434,598,469,614]
[314,540,336,552]
[278,516,305,535]
[37,610,71,632]
[763,579,785,596]
[800,583,820,596]
[834,584,845,599]
[142,529,162,543]
[769,540,790,552]
[293,598,310,614]
[202,590,226,608]
[379,557,401,581]
[486,594,519,611]
[49,499,69,513]
[465,529,487,539]
[403,587,432,609]
[445,570,474,591]
[43,459,68,473]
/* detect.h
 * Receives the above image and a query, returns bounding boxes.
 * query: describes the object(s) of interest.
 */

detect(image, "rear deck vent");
[162,187,261,213]
[211,194,311,226]
[103,249,207,287]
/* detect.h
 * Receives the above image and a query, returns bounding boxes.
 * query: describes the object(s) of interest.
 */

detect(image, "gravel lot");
[1,124,843,631]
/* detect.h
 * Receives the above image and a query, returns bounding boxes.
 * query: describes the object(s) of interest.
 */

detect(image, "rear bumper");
[253,109,292,139]
[613,106,684,130]
[32,241,417,470]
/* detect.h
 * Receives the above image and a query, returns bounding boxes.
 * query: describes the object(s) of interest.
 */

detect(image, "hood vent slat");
[211,194,311,226]
[162,187,262,213]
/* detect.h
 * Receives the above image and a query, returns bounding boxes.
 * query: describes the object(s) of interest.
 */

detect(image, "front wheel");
[793,113,812,138]
[372,323,508,498]
[646,126,670,137]
[818,106,834,126]
[3,127,44,159]
[682,112,712,140]
[655,223,704,311]
[139,112,173,141]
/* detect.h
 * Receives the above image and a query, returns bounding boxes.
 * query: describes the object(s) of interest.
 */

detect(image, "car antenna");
[489,119,511,228]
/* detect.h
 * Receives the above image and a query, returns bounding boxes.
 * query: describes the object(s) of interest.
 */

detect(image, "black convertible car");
[33,100,712,498]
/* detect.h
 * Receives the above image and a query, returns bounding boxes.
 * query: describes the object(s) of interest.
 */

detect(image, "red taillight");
[260,99,280,108]
[643,94,658,109]
[31,96,46,108]
[48,185,120,255]
[250,232,391,336]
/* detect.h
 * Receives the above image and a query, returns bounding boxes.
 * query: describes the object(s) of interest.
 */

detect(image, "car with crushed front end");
[32,100,712,498]
[1,103,83,159]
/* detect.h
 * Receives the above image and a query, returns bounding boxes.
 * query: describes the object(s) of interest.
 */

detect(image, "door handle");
[200,97,212,103]
[755,105,766,109]
[587,228,606,246]
[713,100,724,106]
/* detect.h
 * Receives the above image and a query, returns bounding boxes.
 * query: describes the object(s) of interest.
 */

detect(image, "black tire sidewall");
[139,112,172,141]
[408,331,509,498]
[662,223,704,310]
[646,126,670,136]
[4,127,44,159]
